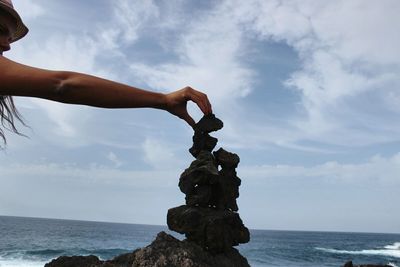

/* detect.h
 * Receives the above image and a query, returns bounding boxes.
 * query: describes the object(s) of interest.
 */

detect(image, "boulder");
[45,255,102,267]
[45,232,250,267]
[343,261,393,267]
[167,205,250,253]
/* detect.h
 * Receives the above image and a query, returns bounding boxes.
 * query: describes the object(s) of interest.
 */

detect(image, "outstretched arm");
[0,56,212,126]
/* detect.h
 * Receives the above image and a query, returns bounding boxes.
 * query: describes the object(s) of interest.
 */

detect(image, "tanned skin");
[0,11,212,127]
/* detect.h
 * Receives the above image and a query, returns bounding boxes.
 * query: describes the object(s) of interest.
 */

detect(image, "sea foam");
[315,241,400,258]
[385,242,400,250]
[0,259,47,267]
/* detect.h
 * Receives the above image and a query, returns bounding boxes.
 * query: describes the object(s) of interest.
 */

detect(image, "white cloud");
[112,0,159,44]
[242,152,400,186]
[8,28,119,142]
[0,161,182,224]
[7,0,400,151]
[230,0,400,146]
[6,1,143,147]
[1,152,399,229]
[0,161,175,186]
[123,0,400,150]
[10,34,112,76]
[128,1,255,107]
[107,151,123,168]
[13,0,45,20]
[142,137,183,170]
[27,99,80,138]
[2,0,400,232]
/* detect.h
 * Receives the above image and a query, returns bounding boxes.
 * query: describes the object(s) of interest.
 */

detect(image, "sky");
[1,0,400,234]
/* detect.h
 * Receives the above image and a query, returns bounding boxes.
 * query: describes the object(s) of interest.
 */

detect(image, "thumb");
[181,112,196,127]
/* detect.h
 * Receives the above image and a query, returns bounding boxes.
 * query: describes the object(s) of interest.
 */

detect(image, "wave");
[0,247,131,265]
[0,258,47,267]
[315,242,400,258]
[1,248,129,257]
[25,249,65,256]
[385,242,400,250]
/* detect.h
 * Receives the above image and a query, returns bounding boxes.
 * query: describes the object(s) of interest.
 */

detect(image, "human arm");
[0,56,212,126]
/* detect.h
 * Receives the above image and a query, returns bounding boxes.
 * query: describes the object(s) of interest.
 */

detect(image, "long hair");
[0,95,26,147]
[0,10,27,147]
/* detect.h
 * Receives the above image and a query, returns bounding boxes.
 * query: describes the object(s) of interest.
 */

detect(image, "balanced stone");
[46,114,250,267]
[179,151,219,207]
[214,148,240,169]
[189,114,223,158]
[169,114,250,254]
[193,114,223,133]
[214,148,241,211]
[167,205,250,253]
[189,132,218,158]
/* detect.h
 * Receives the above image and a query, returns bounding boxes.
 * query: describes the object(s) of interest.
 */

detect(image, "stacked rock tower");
[167,114,250,253]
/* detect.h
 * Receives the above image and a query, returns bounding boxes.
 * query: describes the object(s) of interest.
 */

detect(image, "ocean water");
[0,216,399,267]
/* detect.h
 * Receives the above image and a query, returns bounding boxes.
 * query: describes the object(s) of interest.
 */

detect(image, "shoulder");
[0,54,17,68]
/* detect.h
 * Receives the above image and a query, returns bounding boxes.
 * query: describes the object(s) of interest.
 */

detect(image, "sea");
[0,216,399,267]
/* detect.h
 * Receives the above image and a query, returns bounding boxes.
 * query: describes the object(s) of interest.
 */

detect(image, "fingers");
[183,86,212,115]
[184,114,196,127]
[179,109,196,127]
[166,86,212,127]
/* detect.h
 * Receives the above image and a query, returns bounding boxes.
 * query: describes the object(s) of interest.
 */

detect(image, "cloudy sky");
[1,0,399,233]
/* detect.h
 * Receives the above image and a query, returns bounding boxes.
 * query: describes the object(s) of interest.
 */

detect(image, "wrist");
[153,92,168,110]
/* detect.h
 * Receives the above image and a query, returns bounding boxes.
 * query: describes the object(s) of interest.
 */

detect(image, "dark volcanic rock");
[179,151,219,207]
[172,114,250,253]
[193,114,223,133]
[213,148,241,211]
[189,114,222,158]
[189,132,218,158]
[167,205,250,253]
[214,148,240,169]
[45,255,102,267]
[47,114,250,267]
[179,148,242,211]
[131,231,249,267]
[343,261,393,267]
[45,232,250,267]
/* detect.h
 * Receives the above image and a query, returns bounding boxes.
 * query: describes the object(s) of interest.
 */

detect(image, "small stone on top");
[194,114,223,133]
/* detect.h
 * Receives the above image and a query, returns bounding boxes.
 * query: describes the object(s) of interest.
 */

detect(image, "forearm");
[1,56,167,110]
[53,72,167,109]
[0,56,212,126]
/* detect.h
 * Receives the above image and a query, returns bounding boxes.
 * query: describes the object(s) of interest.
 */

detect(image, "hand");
[164,86,212,127]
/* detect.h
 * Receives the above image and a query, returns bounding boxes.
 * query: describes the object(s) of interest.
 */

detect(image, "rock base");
[167,205,250,253]
[45,231,250,267]
[343,261,393,267]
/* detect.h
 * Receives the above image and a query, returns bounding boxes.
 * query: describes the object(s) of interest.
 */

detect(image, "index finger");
[187,88,212,115]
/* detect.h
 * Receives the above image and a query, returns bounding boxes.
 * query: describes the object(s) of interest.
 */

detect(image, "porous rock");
[213,148,241,211]
[131,231,249,267]
[189,113,223,158]
[193,114,223,134]
[167,205,250,253]
[171,114,250,254]
[46,114,250,267]
[44,255,103,267]
[343,261,393,267]
[189,132,218,158]
[213,148,240,169]
[179,151,219,207]
[45,232,250,267]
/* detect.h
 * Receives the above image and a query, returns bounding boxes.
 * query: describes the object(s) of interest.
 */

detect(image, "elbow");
[53,72,76,100]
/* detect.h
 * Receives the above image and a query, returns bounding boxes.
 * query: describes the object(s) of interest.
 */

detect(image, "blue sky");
[1,0,400,233]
